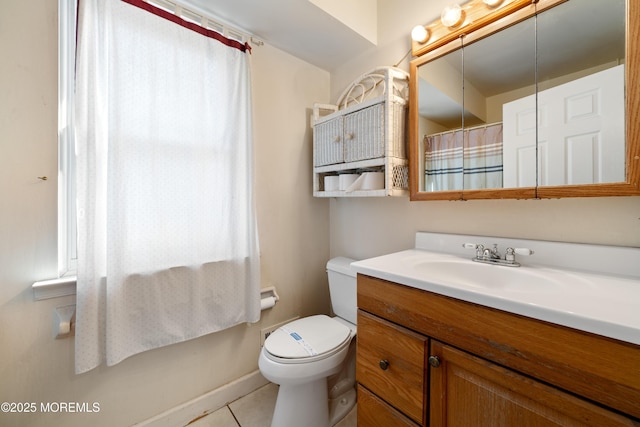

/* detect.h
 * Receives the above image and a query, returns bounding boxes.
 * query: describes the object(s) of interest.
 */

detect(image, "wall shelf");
[312,67,410,197]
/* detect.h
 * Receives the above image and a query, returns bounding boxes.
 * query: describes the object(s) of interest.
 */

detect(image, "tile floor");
[189,383,357,427]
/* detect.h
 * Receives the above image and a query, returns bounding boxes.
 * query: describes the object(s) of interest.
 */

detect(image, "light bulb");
[441,4,463,28]
[411,25,429,43]
[483,0,503,6]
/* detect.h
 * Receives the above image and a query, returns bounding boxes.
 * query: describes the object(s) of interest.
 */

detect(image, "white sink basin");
[412,259,562,292]
[352,232,640,345]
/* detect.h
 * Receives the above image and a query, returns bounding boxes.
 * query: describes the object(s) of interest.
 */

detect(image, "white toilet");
[258,257,358,427]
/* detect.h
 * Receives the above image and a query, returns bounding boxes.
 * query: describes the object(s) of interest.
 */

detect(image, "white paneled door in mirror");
[536,0,626,187]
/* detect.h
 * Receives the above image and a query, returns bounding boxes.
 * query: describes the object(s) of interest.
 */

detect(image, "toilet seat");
[264,315,352,364]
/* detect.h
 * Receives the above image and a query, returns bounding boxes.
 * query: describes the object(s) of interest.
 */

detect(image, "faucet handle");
[514,248,534,256]
[505,247,534,264]
[463,243,484,258]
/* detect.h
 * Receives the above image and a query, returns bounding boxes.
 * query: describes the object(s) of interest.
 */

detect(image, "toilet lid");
[264,315,351,361]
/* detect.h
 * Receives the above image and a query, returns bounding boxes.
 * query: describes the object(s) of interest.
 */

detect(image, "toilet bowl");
[258,257,357,427]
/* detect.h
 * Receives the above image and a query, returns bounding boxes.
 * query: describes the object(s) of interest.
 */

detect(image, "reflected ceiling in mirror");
[463,17,536,191]
[418,46,464,192]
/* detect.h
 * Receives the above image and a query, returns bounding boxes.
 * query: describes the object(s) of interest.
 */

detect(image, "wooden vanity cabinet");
[356,274,640,426]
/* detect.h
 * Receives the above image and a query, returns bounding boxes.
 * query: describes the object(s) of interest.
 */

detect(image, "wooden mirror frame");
[408,0,640,201]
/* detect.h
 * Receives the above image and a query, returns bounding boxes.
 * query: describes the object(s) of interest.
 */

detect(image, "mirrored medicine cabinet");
[409,0,639,201]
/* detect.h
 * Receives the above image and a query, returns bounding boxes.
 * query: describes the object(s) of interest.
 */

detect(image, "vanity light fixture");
[441,3,464,28]
[411,0,536,58]
[411,25,430,43]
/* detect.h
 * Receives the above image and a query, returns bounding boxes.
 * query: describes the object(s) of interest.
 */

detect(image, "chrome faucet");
[463,243,533,267]
[486,244,501,260]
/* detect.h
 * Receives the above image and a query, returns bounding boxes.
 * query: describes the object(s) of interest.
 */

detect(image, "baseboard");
[133,370,270,427]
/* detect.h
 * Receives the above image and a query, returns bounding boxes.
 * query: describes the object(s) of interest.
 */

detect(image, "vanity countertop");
[351,233,640,346]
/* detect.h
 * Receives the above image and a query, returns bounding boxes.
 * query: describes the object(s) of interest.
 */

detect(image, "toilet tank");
[326,257,358,325]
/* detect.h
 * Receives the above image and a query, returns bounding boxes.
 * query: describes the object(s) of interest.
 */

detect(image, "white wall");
[328,0,640,261]
[0,1,331,426]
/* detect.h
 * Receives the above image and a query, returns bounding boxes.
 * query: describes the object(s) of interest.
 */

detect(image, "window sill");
[32,276,77,301]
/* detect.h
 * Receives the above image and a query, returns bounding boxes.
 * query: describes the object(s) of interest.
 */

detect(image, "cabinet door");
[429,341,635,427]
[344,103,385,162]
[313,116,343,166]
[357,310,427,425]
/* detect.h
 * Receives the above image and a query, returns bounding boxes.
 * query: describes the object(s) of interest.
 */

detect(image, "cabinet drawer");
[356,310,426,425]
[357,385,420,427]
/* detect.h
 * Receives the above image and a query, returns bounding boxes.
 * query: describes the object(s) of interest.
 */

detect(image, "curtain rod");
[144,0,264,46]
[424,121,503,139]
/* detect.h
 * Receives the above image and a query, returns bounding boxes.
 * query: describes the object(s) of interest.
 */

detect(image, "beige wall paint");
[0,1,331,426]
[330,196,640,261]
[329,0,640,260]
[309,0,378,44]
[329,0,448,102]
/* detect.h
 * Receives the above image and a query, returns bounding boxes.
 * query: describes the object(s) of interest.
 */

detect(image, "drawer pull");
[379,359,390,370]
[428,355,441,368]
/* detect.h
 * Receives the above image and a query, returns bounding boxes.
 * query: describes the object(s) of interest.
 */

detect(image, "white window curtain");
[74,0,260,374]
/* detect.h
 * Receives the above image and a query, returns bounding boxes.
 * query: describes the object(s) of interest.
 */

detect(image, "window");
[58,0,78,277]
[32,0,78,300]
[45,0,258,300]
[56,0,251,279]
